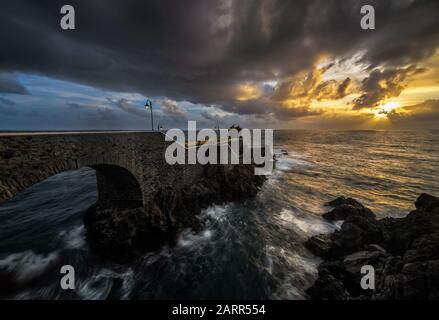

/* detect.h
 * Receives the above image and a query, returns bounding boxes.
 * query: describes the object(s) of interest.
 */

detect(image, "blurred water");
[0,130,438,299]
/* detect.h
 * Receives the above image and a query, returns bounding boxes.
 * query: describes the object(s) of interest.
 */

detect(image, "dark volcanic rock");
[323,204,375,221]
[325,196,364,208]
[84,164,266,262]
[331,214,383,254]
[304,234,334,260]
[415,193,439,211]
[306,193,439,300]
[84,205,170,262]
[306,268,351,300]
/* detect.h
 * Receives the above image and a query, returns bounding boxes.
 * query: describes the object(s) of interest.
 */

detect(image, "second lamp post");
[145,99,154,131]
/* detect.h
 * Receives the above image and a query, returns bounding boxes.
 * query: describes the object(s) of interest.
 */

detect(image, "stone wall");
[0,132,205,209]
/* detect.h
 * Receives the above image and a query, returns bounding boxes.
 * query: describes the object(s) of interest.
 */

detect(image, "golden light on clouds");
[370,101,400,120]
[228,50,439,128]
[236,84,261,101]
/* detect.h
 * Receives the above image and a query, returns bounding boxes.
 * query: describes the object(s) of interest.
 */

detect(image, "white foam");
[203,205,228,221]
[58,225,86,249]
[273,147,313,172]
[177,229,214,248]
[0,250,59,282]
[277,209,337,236]
[276,158,313,172]
[77,274,113,300]
[265,245,320,300]
[76,268,135,300]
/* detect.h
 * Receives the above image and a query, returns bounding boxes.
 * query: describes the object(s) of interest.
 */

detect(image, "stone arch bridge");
[0,131,265,260]
[0,132,206,209]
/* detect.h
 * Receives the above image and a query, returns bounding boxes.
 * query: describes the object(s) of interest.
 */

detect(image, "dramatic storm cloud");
[110,99,147,118]
[352,65,424,110]
[160,99,187,120]
[0,73,29,95]
[0,0,438,129]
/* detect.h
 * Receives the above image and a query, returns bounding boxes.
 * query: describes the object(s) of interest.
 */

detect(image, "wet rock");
[323,203,375,222]
[365,244,387,254]
[305,234,334,259]
[415,193,439,211]
[333,215,382,250]
[306,267,351,300]
[84,205,171,262]
[306,193,439,300]
[325,196,364,208]
[342,250,386,275]
[84,164,266,262]
[399,260,439,299]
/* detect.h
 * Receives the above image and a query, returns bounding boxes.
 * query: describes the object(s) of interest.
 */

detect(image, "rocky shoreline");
[84,164,266,262]
[305,193,439,300]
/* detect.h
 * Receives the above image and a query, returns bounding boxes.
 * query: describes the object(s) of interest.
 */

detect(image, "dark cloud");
[0,105,18,116]
[271,105,322,120]
[0,97,16,106]
[387,99,439,124]
[109,98,147,118]
[199,110,271,129]
[67,102,93,110]
[160,99,187,120]
[335,78,353,100]
[352,65,424,110]
[201,111,222,123]
[96,107,118,122]
[0,0,438,120]
[0,73,28,95]
[67,101,118,123]
[0,96,18,116]
[271,67,353,105]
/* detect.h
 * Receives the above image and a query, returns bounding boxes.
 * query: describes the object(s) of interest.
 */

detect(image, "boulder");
[306,269,351,300]
[305,234,334,260]
[325,196,364,208]
[84,205,171,262]
[330,214,383,255]
[322,198,375,222]
[399,260,439,299]
[306,194,439,300]
[342,250,386,275]
[84,164,266,262]
[415,193,439,211]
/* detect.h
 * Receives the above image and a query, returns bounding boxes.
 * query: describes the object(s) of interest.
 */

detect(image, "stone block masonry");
[0,132,265,261]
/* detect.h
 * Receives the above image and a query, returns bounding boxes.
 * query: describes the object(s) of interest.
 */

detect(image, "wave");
[0,250,59,283]
[57,225,86,250]
[177,229,214,248]
[76,268,135,300]
[277,208,338,236]
[273,147,314,172]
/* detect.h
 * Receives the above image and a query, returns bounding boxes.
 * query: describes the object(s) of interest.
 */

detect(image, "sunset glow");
[0,1,438,131]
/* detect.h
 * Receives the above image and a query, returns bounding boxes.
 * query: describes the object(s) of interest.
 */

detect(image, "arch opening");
[89,164,143,209]
[0,163,143,212]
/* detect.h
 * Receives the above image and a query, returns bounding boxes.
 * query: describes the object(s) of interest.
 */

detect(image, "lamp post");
[145,99,154,131]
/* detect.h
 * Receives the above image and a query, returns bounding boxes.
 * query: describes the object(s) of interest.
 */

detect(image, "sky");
[1,0,439,131]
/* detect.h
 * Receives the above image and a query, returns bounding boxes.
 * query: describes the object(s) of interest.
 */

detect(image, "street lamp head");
[145,99,154,131]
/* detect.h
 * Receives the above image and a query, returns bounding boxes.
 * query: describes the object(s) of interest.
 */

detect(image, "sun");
[371,101,400,119]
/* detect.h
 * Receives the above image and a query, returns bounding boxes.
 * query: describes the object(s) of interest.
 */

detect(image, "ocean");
[1,130,438,299]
